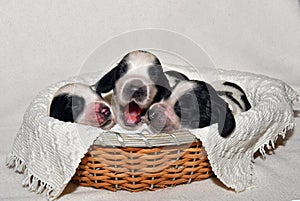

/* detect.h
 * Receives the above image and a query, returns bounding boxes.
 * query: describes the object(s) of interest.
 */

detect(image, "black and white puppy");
[94,50,171,130]
[49,83,115,130]
[146,79,236,137]
[165,70,252,115]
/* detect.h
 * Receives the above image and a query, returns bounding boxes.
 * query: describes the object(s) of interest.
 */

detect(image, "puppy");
[146,79,236,137]
[211,80,251,115]
[165,70,251,114]
[94,50,171,130]
[49,83,115,130]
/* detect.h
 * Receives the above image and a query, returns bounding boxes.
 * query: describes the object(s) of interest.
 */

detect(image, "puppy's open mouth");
[123,101,142,126]
[95,103,112,127]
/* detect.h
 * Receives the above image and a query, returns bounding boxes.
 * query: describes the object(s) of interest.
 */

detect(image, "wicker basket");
[72,131,213,192]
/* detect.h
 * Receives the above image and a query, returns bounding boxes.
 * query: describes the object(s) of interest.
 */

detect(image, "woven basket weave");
[72,131,213,192]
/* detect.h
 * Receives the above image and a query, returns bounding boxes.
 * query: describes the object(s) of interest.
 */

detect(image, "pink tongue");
[125,102,142,124]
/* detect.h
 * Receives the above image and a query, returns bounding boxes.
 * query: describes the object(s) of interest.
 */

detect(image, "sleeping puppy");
[146,79,236,137]
[211,80,251,115]
[165,70,251,115]
[94,50,171,130]
[49,83,115,130]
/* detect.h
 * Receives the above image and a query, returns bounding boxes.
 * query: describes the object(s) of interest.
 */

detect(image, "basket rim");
[93,130,197,148]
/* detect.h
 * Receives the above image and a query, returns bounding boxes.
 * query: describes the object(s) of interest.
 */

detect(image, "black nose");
[101,106,111,117]
[124,80,148,102]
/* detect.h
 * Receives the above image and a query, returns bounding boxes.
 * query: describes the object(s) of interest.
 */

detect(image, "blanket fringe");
[257,122,295,158]
[6,153,55,199]
[23,171,54,197]
[6,153,27,173]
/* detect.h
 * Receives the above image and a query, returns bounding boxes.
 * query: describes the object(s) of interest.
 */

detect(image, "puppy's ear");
[95,67,119,94]
[95,60,128,94]
[148,65,172,102]
[49,94,85,123]
[211,96,236,138]
[194,80,235,137]
[153,85,172,102]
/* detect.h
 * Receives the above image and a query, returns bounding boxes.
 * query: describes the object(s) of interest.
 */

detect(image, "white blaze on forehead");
[126,51,158,69]
[54,83,101,104]
[165,81,195,106]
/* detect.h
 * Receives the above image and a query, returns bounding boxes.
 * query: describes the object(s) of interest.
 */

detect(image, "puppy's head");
[95,50,171,130]
[49,83,115,130]
[147,80,236,137]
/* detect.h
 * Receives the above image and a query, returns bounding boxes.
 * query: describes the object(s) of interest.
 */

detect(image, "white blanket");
[6,67,298,200]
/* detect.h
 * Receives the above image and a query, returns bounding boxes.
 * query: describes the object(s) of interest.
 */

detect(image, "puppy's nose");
[124,80,147,102]
[147,104,167,128]
[147,107,158,121]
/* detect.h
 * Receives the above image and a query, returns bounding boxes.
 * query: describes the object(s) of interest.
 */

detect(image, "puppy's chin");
[99,120,115,130]
[118,122,143,131]
[116,117,143,131]
[148,123,179,134]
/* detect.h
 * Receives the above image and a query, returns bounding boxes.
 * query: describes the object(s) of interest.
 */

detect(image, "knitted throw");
[6,67,298,200]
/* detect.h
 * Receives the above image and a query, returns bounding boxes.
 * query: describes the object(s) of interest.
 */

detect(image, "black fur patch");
[223,81,245,93]
[49,93,85,123]
[95,59,129,94]
[241,94,252,111]
[174,80,236,137]
[148,65,172,102]
[223,81,251,111]
[217,90,243,110]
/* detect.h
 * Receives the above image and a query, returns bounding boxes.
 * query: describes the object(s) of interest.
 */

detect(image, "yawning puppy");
[49,83,115,130]
[94,50,171,130]
[147,78,236,137]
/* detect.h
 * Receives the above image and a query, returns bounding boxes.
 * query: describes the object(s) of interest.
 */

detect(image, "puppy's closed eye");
[49,83,115,130]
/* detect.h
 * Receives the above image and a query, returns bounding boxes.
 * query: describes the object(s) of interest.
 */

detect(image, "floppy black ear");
[211,95,236,137]
[95,60,128,94]
[174,91,201,129]
[95,67,119,94]
[192,80,236,137]
[49,93,85,123]
[147,64,172,102]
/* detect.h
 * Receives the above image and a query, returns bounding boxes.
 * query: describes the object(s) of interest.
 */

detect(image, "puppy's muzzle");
[123,79,148,104]
[147,104,180,133]
[147,104,167,132]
